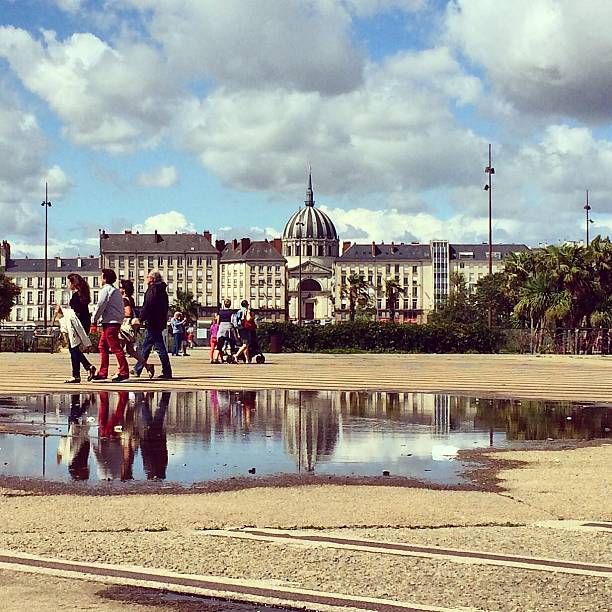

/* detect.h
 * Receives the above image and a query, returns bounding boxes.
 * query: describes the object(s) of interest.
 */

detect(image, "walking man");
[135,270,173,380]
[92,268,130,382]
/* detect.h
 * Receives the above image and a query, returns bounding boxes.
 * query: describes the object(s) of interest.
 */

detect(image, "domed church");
[282,172,339,322]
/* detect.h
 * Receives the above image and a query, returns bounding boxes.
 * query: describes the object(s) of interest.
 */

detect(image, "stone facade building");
[218,238,287,320]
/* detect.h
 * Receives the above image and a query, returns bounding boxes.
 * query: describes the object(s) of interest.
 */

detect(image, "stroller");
[219,325,265,364]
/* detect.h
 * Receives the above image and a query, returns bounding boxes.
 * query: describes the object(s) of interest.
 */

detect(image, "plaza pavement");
[0,350,612,401]
[0,351,610,610]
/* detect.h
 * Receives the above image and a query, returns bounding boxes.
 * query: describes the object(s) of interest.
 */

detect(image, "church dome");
[282,173,338,241]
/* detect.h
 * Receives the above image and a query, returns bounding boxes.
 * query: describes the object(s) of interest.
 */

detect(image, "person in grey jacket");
[91,268,129,382]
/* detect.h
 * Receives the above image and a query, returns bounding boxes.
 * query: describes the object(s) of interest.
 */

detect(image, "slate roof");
[283,206,338,240]
[339,243,432,262]
[221,240,286,263]
[100,232,218,254]
[450,243,530,261]
[5,257,100,274]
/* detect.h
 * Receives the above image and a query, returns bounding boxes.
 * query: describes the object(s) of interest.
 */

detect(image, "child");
[209,315,219,363]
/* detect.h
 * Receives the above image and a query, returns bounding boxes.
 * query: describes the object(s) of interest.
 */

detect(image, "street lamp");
[296,218,305,326]
[584,190,592,246]
[484,144,495,327]
[41,182,52,331]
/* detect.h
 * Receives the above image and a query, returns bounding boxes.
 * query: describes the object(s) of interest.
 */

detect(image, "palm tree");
[171,289,199,322]
[341,274,370,322]
[384,277,404,322]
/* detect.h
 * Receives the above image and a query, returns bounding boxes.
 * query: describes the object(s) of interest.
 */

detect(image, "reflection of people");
[57,394,91,480]
[140,391,170,480]
[94,391,128,480]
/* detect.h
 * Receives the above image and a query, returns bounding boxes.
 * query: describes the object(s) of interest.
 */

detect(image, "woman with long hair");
[119,279,155,379]
[61,273,96,383]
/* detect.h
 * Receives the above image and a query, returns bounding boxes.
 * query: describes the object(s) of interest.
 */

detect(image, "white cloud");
[446,0,612,122]
[54,0,84,13]
[0,27,183,153]
[137,165,178,188]
[343,0,425,17]
[174,47,485,198]
[133,211,195,234]
[120,0,364,95]
[0,85,72,238]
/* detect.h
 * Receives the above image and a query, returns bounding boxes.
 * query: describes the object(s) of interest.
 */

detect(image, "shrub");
[257,321,504,353]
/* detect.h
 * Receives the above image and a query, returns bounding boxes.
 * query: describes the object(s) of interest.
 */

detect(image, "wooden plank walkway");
[0,352,611,401]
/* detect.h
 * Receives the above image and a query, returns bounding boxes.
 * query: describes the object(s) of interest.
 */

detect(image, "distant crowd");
[54,268,261,384]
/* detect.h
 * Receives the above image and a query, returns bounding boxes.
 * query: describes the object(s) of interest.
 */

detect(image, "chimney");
[56,256,62,268]
[371,241,377,257]
[391,241,398,254]
[203,230,212,242]
[124,229,132,235]
[215,239,226,253]
[271,238,283,254]
[232,239,239,250]
[342,241,351,254]
[240,237,251,254]
[0,240,10,268]
[154,229,162,243]
[77,257,82,268]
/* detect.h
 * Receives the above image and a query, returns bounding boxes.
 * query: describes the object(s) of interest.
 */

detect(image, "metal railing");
[0,326,60,353]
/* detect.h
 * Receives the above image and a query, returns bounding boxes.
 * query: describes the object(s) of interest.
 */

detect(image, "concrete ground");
[0,353,610,610]
[0,351,611,400]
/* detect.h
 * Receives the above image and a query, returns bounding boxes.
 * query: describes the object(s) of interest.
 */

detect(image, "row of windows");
[107,255,214,268]
[14,276,99,289]
[286,244,335,257]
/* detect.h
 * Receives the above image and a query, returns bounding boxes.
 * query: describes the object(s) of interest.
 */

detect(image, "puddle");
[0,390,609,485]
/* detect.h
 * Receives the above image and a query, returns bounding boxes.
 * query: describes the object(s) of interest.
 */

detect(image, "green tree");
[0,274,20,321]
[170,289,199,322]
[429,272,474,324]
[384,277,404,322]
[471,272,515,326]
[341,273,370,322]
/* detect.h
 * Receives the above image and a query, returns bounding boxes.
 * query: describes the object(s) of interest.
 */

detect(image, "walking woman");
[119,279,155,379]
[63,273,96,383]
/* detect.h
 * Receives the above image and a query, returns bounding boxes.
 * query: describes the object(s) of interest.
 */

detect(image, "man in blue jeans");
[135,270,173,380]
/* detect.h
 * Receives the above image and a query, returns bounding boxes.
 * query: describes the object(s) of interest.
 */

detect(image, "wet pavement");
[0,390,609,485]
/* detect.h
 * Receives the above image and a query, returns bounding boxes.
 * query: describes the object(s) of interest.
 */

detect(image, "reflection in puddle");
[0,390,609,485]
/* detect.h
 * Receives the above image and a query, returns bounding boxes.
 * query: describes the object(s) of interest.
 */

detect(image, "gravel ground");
[0,531,608,612]
[0,442,609,611]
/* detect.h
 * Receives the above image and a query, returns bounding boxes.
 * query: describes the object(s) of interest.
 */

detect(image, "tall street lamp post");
[297,219,305,326]
[584,190,592,246]
[41,182,52,331]
[484,144,495,326]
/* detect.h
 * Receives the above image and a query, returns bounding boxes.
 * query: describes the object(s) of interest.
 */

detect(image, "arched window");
[287,245,292,256]
[318,245,323,256]
[306,245,313,256]
[300,278,322,291]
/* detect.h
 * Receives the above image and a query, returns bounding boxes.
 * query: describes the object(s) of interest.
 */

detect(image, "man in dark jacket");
[135,270,172,379]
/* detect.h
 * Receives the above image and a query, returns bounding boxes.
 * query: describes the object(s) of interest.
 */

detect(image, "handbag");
[120,317,136,343]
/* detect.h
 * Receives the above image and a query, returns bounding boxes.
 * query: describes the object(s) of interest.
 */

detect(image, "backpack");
[231,309,244,328]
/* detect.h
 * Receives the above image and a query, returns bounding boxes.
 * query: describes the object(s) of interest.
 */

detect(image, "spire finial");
[305,167,315,207]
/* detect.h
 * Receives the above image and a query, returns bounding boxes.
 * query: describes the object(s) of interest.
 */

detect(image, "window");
[27,308,33,321]
[158,257,164,267]
[61,277,67,287]
[38,307,44,320]
[317,245,323,256]
[49,277,55,287]
[119,256,125,267]
[459,262,465,269]
[177,256,183,266]
[287,246,292,256]
[38,277,44,288]
[412,287,418,298]
[15,308,22,321]
[27,278,33,288]
[138,256,144,266]
[49,291,55,304]
[197,256,203,266]
[128,256,135,268]
[412,299,418,310]
[107,256,115,266]
[412,265,418,274]
[148,256,154,269]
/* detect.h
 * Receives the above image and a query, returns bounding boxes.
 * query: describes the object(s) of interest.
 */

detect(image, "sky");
[1,0,611,258]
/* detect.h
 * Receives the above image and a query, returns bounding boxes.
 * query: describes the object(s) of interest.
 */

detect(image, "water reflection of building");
[283,391,340,472]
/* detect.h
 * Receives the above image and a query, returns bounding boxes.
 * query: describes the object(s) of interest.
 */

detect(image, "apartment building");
[2,251,100,327]
[335,242,434,323]
[99,230,219,314]
[218,238,287,321]
[450,243,530,293]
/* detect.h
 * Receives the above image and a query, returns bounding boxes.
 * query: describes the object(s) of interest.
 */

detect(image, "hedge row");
[257,321,504,353]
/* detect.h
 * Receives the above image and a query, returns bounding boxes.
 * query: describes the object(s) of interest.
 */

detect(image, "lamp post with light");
[41,183,52,331]
[484,144,495,326]
[584,190,593,246]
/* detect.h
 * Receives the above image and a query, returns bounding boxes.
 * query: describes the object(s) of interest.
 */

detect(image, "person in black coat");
[134,271,172,379]
[62,273,96,383]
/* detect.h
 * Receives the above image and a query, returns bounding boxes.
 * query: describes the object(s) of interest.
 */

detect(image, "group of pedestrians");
[56,268,173,383]
[209,298,259,363]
